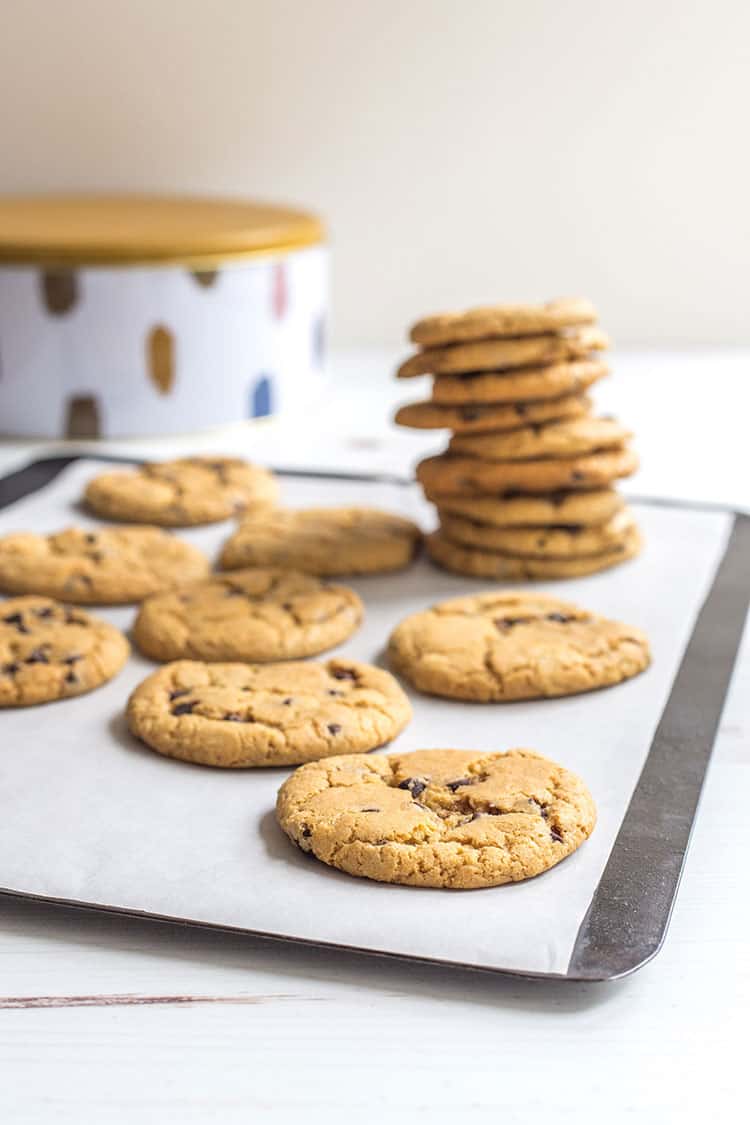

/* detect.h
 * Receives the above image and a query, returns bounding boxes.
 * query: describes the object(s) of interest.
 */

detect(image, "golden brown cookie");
[126,658,412,767]
[409,297,598,347]
[134,569,363,663]
[276,748,597,888]
[425,526,642,579]
[394,392,592,433]
[449,416,632,461]
[430,359,609,404]
[0,526,210,604]
[388,591,650,701]
[426,490,624,527]
[0,596,129,707]
[439,507,636,558]
[416,447,638,496]
[220,508,421,576]
[84,456,278,527]
[398,326,609,378]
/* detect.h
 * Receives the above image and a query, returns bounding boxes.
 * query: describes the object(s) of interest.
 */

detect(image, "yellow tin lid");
[0,194,325,267]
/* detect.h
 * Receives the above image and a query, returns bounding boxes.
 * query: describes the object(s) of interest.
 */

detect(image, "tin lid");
[0,194,325,267]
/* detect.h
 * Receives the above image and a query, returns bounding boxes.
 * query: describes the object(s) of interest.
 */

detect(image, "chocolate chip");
[460,407,480,421]
[171,701,196,716]
[282,697,293,705]
[447,778,475,792]
[327,689,342,697]
[1,662,19,676]
[2,613,29,633]
[331,667,357,681]
[63,653,82,665]
[495,616,531,632]
[546,612,576,624]
[361,807,380,813]
[515,403,527,416]
[64,608,88,624]
[35,607,55,619]
[90,551,104,563]
[224,712,246,722]
[398,778,426,798]
[327,723,342,735]
[550,826,563,843]
[85,534,97,544]
[169,689,190,701]
[65,670,78,685]
[571,471,585,481]
[25,648,49,664]
[301,826,312,838]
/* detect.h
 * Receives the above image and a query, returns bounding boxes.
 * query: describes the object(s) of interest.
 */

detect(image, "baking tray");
[0,456,747,981]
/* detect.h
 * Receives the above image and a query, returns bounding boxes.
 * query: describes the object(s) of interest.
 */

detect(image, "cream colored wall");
[1,0,748,346]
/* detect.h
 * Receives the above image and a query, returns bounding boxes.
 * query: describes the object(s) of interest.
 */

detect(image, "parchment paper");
[0,460,733,975]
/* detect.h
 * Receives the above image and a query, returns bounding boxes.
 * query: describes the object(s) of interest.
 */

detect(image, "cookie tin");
[0,195,327,438]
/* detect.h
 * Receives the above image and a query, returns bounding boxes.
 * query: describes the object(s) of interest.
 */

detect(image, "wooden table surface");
[0,348,747,1122]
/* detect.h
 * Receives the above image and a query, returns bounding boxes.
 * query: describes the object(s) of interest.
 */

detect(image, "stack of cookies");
[395,297,641,579]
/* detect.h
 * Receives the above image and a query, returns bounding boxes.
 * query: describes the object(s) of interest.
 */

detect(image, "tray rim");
[0,453,747,983]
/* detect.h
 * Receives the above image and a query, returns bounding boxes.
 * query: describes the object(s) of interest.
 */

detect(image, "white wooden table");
[0,349,747,1123]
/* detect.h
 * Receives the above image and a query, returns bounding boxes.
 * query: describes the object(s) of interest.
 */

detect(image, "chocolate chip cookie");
[398,326,609,378]
[276,747,597,888]
[219,508,421,576]
[438,507,636,558]
[448,416,632,460]
[426,489,624,527]
[0,596,129,706]
[84,456,278,527]
[416,447,638,496]
[394,392,592,433]
[409,297,598,347]
[134,569,363,663]
[430,360,609,404]
[127,658,412,767]
[0,527,210,604]
[388,591,650,701]
[425,526,642,579]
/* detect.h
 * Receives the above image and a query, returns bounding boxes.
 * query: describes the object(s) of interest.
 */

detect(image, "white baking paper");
[0,460,733,975]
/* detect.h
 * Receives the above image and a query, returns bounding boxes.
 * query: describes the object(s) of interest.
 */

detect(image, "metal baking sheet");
[0,456,747,980]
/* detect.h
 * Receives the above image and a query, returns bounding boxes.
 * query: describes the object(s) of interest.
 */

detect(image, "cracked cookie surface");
[409,297,598,347]
[276,748,597,888]
[220,507,421,576]
[127,658,412,767]
[134,569,363,663]
[398,326,609,378]
[430,359,608,404]
[425,526,642,579]
[0,596,129,706]
[388,591,650,700]
[0,526,210,604]
[84,456,278,527]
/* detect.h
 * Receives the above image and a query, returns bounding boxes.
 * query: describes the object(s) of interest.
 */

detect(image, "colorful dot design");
[147,325,175,395]
[40,271,79,316]
[250,375,274,418]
